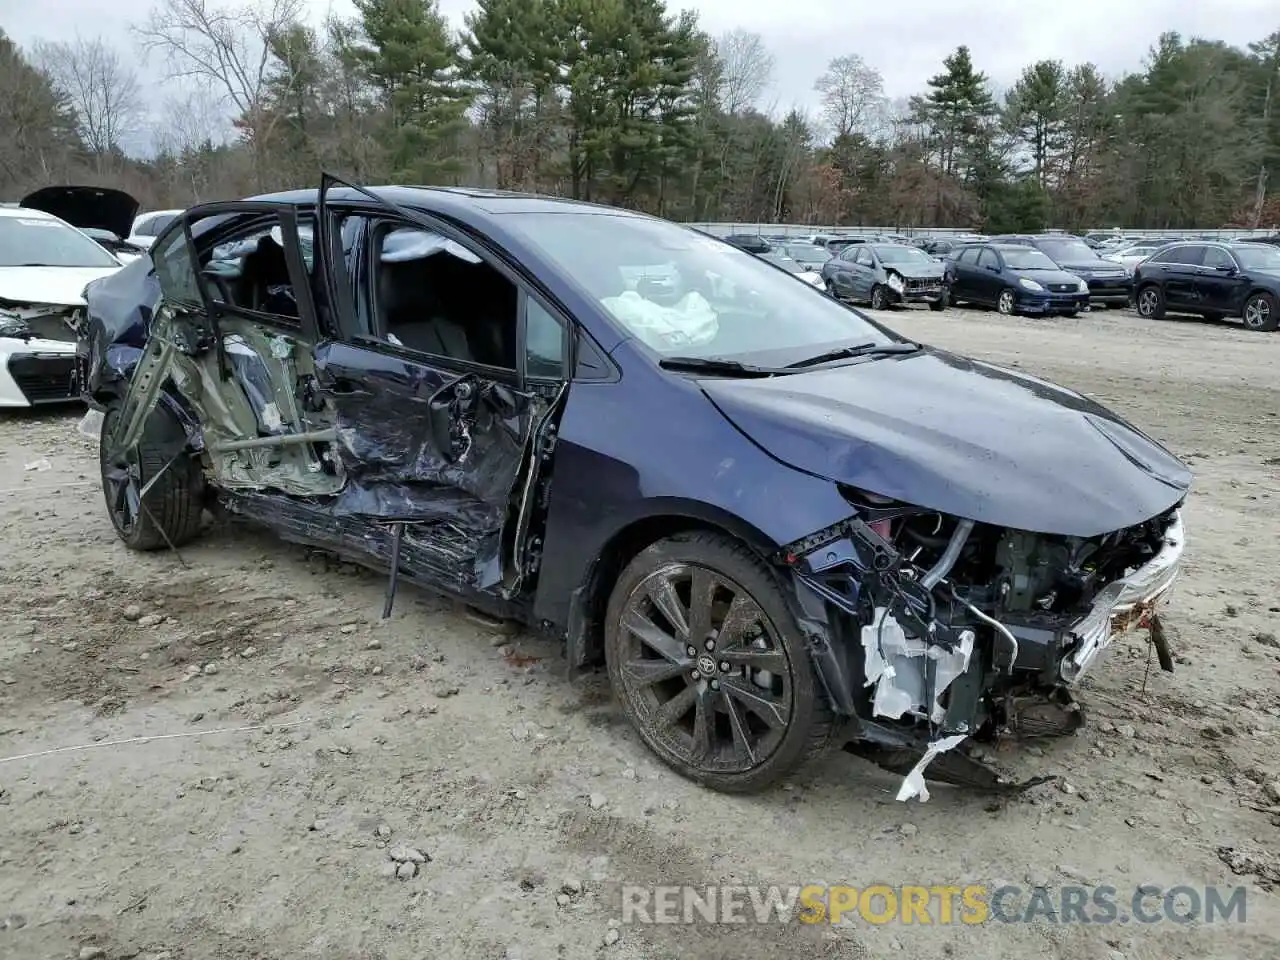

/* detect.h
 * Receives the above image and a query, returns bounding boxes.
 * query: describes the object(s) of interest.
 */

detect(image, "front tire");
[929,288,950,312]
[1243,292,1278,332]
[996,288,1016,315]
[869,285,888,310]
[604,532,834,794]
[100,399,205,551]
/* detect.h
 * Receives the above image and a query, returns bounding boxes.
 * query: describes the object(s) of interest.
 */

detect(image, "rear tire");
[1136,284,1166,320]
[100,399,205,551]
[1243,292,1277,332]
[604,531,834,794]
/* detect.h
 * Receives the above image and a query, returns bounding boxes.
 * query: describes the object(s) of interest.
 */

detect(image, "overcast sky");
[3,0,1276,129]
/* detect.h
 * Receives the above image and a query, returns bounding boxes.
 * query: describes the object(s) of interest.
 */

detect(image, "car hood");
[0,265,124,308]
[20,186,140,239]
[885,263,945,279]
[700,348,1191,537]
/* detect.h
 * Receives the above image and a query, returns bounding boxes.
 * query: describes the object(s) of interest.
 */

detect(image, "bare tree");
[33,36,142,160]
[814,54,887,140]
[150,87,232,156]
[0,32,81,191]
[715,30,773,115]
[133,0,304,188]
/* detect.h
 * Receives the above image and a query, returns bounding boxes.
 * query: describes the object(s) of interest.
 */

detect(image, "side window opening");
[1201,246,1234,269]
[369,222,519,371]
[204,218,315,322]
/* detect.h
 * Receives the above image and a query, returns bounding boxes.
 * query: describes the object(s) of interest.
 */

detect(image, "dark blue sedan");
[947,242,1090,316]
[76,180,1191,797]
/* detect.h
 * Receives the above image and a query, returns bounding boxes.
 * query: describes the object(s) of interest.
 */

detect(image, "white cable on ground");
[0,717,313,765]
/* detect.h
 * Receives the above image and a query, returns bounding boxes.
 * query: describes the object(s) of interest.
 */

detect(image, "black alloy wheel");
[604,533,832,793]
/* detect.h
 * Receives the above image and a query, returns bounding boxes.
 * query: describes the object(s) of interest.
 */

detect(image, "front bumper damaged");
[1060,511,1184,682]
[776,508,1185,801]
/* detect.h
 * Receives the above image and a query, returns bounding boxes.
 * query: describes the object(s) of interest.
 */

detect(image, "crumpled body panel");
[314,340,541,531]
[702,347,1191,537]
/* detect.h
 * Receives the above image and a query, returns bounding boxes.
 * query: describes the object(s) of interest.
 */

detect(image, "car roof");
[248,185,643,219]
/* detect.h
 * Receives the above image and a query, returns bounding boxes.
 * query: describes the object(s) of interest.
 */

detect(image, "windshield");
[784,244,829,265]
[1235,244,1280,271]
[506,212,893,362]
[759,252,805,274]
[1035,238,1097,263]
[1001,248,1059,270]
[873,245,933,265]
[0,216,120,268]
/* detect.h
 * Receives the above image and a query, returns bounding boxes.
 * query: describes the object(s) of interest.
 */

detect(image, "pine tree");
[909,45,998,180]
[353,0,472,181]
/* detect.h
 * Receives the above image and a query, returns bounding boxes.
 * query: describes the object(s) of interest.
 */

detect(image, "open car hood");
[700,348,1191,537]
[20,186,140,240]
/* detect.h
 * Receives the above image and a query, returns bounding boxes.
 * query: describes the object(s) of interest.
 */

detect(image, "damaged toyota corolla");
[76,177,1191,799]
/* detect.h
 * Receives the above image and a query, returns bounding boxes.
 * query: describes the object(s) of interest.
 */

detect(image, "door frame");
[315,173,577,388]
[154,201,322,345]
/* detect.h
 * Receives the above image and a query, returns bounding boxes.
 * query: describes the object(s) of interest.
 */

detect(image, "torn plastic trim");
[1060,509,1184,683]
[861,607,975,725]
[895,733,966,802]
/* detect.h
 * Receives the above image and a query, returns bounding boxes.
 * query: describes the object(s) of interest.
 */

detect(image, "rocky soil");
[1,305,1278,959]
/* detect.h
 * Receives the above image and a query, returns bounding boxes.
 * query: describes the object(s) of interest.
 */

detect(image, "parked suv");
[991,234,1133,307]
[1132,241,1280,331]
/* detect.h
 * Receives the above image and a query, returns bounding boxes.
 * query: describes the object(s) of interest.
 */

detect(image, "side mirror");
[986,263,1000,273]
[1214,264,1237,274]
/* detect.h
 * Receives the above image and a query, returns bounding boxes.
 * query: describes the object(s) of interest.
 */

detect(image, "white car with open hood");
[0,205,127,407]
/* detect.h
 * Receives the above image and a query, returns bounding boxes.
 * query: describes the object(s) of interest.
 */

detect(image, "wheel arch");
[563,499,780,671]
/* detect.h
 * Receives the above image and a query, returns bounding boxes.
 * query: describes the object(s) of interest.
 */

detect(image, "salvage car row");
[723,230,1280,331]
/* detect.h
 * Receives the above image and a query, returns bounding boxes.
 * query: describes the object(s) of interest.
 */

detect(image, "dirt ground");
[2,305,1279,960]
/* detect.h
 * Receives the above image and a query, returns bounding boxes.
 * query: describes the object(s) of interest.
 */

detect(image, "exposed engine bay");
[778,487,1184,800]
[0,301,80,342]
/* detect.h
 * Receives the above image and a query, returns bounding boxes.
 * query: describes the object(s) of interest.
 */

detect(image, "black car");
[822,242,949,310]
[723,234,771,254]
[991,234,1133,307]
[947,243,1090,316]
[1132,241,1280,331]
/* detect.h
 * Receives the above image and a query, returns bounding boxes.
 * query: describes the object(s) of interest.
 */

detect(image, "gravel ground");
[1,305,1279,960]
